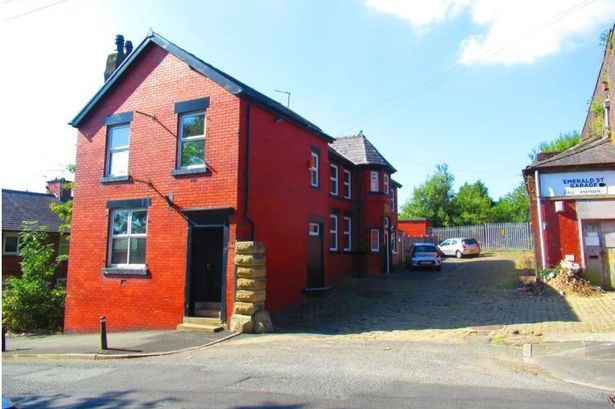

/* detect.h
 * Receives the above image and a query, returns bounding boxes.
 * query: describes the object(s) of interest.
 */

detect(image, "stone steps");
[176,316,224,333]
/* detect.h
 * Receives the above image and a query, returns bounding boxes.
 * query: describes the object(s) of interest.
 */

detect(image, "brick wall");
[398,219,431,237]
[65,45,241,332]
[2,232,68,281]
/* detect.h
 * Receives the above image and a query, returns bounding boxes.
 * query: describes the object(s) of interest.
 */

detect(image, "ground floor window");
[3,233,19,255]
[370,228,380,252]
[343,217,352,251]
[330,214,338,251]
[108,208,148,266]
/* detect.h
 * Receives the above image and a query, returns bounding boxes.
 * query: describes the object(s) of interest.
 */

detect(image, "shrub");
[2,222,66,333]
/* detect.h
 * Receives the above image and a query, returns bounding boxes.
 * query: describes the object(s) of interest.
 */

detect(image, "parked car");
[438,238,480,258]
[408,243,442,270]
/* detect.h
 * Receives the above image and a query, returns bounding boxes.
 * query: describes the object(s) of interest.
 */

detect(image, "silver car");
[438,237,481,258]
[408,243,442,270]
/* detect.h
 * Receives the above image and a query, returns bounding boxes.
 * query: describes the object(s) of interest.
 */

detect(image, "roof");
[2,189,64,233]
[329,135,396,172]
[399,218,430,222]
[525,137,615,172]
[70,31,333,142]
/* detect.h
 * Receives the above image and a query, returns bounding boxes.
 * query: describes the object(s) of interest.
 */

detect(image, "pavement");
[2,330,238,359]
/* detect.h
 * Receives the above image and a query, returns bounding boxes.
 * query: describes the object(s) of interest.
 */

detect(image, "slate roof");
[525,137,615,172]
[2,189,63,233]
[329,135,396,172]
[70,31,333,142]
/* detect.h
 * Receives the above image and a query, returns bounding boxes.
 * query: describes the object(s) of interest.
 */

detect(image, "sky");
[1,0,614,208]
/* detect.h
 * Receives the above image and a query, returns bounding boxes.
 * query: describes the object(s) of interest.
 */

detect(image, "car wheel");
[455,250,463,259]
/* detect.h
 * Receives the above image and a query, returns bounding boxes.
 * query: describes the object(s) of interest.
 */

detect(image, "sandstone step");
[182,316,222,325]
[176,322,224,333]
[194,309,221,318]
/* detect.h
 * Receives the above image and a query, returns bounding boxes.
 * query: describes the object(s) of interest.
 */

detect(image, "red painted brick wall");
[398,219,431,237]
[65,45,241,332]
[244,102,330,312]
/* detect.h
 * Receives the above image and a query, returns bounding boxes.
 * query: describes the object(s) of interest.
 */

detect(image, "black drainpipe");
[244,101,256,241]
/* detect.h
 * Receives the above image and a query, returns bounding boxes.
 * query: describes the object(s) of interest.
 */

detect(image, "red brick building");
[64,32,400,332]
[2,180,71,283]
[523,27,615,290]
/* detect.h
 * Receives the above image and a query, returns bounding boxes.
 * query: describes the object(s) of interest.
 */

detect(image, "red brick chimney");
[46,178,72,203]
[103,34,133,81]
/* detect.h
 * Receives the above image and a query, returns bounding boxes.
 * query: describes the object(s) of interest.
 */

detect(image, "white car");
[438,238,481,258]
[408,243,442,270]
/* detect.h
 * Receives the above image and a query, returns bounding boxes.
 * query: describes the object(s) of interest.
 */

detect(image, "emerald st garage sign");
[540,170,615,197]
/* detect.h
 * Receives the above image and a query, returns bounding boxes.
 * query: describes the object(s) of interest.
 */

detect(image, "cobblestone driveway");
[278,252,615,339]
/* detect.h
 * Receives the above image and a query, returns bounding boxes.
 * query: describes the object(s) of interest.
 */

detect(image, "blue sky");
[1,0,614,207]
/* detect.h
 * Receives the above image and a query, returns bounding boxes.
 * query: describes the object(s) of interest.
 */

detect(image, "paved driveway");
[278,252,615,339]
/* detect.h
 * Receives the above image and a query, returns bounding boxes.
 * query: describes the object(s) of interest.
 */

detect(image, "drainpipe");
[534,169,546,270]
[243,101,256,241]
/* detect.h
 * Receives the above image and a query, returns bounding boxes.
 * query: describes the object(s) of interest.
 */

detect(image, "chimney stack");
[104,34,132,82]
[46,178,72,203]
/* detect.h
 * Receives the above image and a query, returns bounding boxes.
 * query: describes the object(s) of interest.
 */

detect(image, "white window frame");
[370,228,380,252]
[343,216,352,252]
[108,208,148,267]
[178,111,206,170]
[343,169,351,199]
[384,174,390,194]
[370,171,379,192]
[330,214,338,251]
[309,222,320,236]
[3,233,19,255]
[105,123,130,177]
[391,226,398,253]
[310,152,319,187]
[330,164,339,196]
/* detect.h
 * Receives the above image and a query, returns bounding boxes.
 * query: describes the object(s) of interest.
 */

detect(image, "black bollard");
[99,316,108,350]
[2,326,6,352]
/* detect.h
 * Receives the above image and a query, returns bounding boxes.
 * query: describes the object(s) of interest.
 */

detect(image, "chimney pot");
[125,40,133,55]
[115,34,125,54]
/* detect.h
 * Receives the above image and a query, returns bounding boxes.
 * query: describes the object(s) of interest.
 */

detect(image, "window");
[3,233,19,255]
[330,214,338,251]
[370,229,380,252]
[370,171,379,192]
[58,235,69,257]
[310,151,319,187]
[390,187,396,210]
[343,217,352,251]
[106,123,130,177]
[330,164,339,196]
[391,226,397,253]
[108,208,148,266]
[178,112,206,169]
[343,170,351,199]
[384,174,390,194]
[309,222,320,236]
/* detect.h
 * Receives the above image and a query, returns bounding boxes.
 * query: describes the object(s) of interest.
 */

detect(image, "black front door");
[189,227,223,313]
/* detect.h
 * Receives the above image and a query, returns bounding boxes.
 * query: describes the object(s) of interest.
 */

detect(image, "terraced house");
[65,32,400,332]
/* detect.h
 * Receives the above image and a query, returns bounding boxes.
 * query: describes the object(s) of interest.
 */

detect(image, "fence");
[401,222,533,252]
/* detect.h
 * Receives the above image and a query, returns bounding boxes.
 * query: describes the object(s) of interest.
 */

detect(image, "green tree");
[490,182,530,223]
[2,222,66,333]
[49,165,74,262]
[400,164,455,227]
[529,131,581,162]
[451,181,493,226]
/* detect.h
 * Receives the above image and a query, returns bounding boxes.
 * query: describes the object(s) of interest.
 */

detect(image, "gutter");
[534,169,547,270]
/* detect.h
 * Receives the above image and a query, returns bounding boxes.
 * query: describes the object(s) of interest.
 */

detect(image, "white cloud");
[365,0,615,65]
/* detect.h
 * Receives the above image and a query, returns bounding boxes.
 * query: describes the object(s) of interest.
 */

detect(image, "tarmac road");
[4,334,613,409]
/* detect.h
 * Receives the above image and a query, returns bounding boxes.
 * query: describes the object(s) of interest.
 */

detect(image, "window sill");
[102,266,148,277]
[100,175,131,184]
[172,168,208,177]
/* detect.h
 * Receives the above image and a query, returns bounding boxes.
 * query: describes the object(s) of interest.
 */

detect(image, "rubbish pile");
[544,260,600,297]
[517,279,546,296]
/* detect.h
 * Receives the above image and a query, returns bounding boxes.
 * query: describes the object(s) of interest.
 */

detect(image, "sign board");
[540,170,615,198]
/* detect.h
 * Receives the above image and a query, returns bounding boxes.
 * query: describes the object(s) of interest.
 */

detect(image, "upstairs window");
[384,174,390,194]
[310,151,319,187]
[330,164,339,196]
[106,123,131,177]
[343,170,351,199]
[3,233,19,255]
[370,171,379,192]
[108,208,148,266]
[330,214,338,251]
[178,112,206,169]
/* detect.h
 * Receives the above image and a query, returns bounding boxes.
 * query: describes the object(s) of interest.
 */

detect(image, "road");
[4,334,613,408]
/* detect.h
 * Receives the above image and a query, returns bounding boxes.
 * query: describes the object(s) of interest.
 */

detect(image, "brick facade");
[64,34,399,332]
